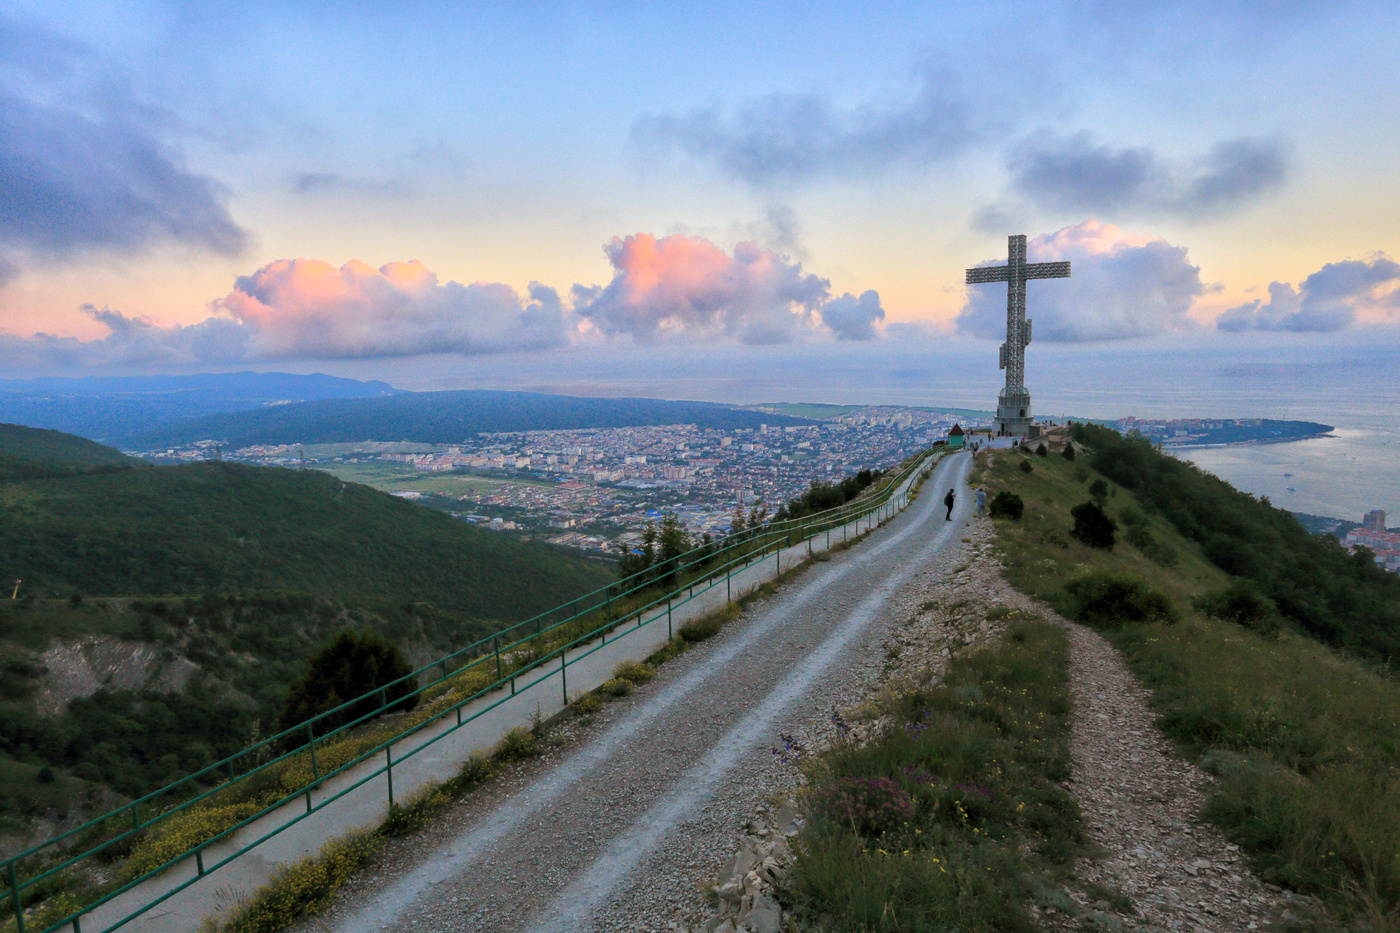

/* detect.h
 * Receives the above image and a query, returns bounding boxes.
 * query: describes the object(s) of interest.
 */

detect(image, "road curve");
[323,451,974,933]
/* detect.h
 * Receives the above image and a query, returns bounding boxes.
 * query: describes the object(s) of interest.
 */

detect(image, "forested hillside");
[1071,422,1400,660]
[0,459,610,615]
[0,429,614,841]
[0,423,139,482]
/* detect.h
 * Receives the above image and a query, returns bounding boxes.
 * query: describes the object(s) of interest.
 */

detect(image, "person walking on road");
[944,488,955,521]
[975,486,987,516]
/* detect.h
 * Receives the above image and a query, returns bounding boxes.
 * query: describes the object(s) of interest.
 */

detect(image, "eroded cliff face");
[32,635,205,716]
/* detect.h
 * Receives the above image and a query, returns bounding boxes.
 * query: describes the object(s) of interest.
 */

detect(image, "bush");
[1061,444,1076,461]
[1193,580,1282,638]
[612,659,655,683]
[988,492,1024,520]
[571,692,604,714]
[277,630,418,739]
[599,677,634,698]
[1035,443,1048,457]
[1088,479,1109,502]
[811,776,915,836]
[1018,459,1033,474]
[1070,501,1117,549]
[1063,572,1177,628]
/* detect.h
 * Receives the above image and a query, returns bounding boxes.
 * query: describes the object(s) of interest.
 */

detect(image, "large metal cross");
[965,234,1069,394]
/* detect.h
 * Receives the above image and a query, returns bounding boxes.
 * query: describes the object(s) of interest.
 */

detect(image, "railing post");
[385,746,394,806]
[8,860,25,933]
[667,597,673,639]
[560,651,568,705]
[494,634,503,683]
[196,848,205,877]
[307,725,320,782]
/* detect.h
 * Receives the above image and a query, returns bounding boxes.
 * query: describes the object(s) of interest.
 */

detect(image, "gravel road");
[307,451,973,933]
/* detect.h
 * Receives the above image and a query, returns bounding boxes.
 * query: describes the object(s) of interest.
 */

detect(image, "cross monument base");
[995,387,1035,438]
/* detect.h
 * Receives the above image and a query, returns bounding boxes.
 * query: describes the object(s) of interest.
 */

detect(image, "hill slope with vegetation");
[0,423,139,481]
[0,432,614,845]
[975,431,1400,929]
[0,458,610,613]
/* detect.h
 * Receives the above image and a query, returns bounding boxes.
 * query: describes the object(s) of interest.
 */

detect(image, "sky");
[2,0,1398,399]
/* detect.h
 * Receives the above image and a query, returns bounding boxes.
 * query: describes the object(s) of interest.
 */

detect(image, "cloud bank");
[1008,132,1288,219]
[574,233,883,344]
[957,220,1205,341]
[218,259,568,358]
[2,237,884,368]
[0,14,246,284]
[1217,256,1400,332]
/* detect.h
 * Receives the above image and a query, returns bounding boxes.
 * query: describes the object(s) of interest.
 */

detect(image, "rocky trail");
[294,459,1299,933]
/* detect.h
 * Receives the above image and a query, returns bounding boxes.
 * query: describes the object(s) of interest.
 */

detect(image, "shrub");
[571,692,604,714]
[1063,572,1177,629]
[1088,479,1109,502]
[1035,443,1048,457]
[1193,580,1282,638]
[811,776,915,836]
[1070,501,1117,550]
[1061,444,1076,461]
[988,492,1024,520]
[1019,459,1034,474]
[612,659,655,684]
[599,677,634,698]
[277,630,418,739]
[492,727,540,762]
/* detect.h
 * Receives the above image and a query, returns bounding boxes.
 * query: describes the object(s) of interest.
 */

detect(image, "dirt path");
[931,518,1295,932]
[1052,618,1292,932]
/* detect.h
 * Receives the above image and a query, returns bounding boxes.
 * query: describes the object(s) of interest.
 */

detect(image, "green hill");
[0,442,613,831]
[0,423,138,482]
[975,430,1400,926]
[0,459,610,614]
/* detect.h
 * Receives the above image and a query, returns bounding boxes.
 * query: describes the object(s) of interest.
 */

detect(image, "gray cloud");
[1008,132,1288,218]
[820,290,885,341]
[292,172,407,198]
[1217,256,1400,332]
[957,221,1205,341]
[0,14,246,280]
[633,63,985,185]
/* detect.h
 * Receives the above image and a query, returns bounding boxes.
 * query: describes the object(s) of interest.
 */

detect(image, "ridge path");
[304,453,975,932]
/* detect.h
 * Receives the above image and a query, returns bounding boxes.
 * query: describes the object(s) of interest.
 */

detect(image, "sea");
[330,330,1400,524]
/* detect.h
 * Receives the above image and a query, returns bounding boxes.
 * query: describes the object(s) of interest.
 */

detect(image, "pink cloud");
[217,259,567,358]
[575,233,874,344]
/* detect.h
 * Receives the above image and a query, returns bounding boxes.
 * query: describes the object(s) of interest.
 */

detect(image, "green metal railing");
[2,446,947,933]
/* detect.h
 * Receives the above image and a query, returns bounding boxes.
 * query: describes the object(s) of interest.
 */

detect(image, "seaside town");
[147,406,980,556]
[138,408,1395,572]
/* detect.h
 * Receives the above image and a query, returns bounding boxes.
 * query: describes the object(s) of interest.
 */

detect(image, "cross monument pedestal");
[965,234,1070,438]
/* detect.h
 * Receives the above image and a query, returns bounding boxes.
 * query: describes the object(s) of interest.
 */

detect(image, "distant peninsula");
[1115,417,1333,448]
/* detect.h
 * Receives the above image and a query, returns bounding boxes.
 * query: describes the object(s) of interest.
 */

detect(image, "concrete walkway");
[75,451,944,933]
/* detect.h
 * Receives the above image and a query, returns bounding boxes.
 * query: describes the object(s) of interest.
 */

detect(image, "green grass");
[984,437,1400,930]
[781,618,1083,931]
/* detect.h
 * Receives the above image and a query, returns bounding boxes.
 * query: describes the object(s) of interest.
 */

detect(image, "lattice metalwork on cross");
[965,234,1070,436]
